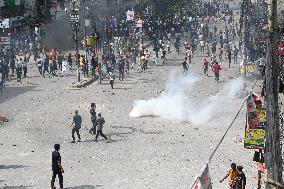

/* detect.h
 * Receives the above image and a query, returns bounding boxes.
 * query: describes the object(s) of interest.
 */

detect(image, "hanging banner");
[245,93,266,150]
[244,128,266,149]
[127,10,134,21]
[191,164,212,189]
[136,19,143,28]
[85,36,95,47]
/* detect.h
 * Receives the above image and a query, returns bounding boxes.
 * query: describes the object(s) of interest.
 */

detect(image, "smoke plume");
[129,71,244,125]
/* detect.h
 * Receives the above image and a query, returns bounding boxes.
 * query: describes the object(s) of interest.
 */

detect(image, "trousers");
[95,130,107,140]
[51,171,63,188]
[72,127,80,140]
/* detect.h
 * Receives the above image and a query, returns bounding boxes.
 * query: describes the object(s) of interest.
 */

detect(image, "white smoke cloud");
[129,71,244,125]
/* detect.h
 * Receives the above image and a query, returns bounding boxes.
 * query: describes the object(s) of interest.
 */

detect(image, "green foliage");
[150,0,197,18]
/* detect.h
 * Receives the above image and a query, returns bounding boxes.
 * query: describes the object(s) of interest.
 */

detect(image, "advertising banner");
[245,93,266,149]
[244,128,266,149]
[191,164,212,189]
[127,10,134,21]
[136,19,143,28]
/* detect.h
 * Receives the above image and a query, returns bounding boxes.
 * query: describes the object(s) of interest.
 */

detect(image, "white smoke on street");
[129,71,244,125]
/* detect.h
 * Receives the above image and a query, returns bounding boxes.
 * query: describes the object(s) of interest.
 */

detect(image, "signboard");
[127,10,134,21]
[245,93,266,150]
[191,164,212,189]
[136,19,143,28]
[84,18,90,27]
[0,36,11,45]
[85,36,95,47]
[244,128,266,149]
[0,19,10,28]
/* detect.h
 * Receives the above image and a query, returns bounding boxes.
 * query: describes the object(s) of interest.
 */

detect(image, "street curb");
[69,77,96,89]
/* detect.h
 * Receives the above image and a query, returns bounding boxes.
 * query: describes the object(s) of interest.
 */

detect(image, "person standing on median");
[95,113,109,142]
[70,110,82,143]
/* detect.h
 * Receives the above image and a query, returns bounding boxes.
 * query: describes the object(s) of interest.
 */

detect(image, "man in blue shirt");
[70,110,82,143]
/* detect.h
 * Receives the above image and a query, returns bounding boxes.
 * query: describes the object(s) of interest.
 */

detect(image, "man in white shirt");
[36,57,43,75]
[62,58,69,77]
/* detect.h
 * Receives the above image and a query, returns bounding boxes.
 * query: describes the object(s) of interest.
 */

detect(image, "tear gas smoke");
[129,71,244,125]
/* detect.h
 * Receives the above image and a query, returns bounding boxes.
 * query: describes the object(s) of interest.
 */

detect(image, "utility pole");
[240,0,251,78]
[70,0,80,82]
[265,0,283,187]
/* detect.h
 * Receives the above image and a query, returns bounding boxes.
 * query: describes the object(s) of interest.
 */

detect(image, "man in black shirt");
[51,144,64,189]
[237,166,246,189]
[182,57,189,75]
[89,103,97,135]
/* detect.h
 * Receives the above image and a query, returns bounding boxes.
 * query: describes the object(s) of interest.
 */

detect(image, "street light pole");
[265,0,283,186]
[70,0,80,82]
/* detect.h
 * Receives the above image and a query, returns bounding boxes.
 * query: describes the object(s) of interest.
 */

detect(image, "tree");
[151,0,198,19]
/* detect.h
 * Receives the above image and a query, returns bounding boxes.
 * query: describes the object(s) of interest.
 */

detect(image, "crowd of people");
[0,0,265,188]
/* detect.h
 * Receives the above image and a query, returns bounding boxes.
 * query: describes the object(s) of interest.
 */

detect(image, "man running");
[95,113,109,142]
[212,62,221,82]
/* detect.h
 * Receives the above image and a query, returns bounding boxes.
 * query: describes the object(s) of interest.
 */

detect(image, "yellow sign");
[85,36,95,46]
[256,109,266,123]
[244,128,266,149]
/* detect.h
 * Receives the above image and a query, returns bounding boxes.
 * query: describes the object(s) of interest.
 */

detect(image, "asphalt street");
[0,1,265,187]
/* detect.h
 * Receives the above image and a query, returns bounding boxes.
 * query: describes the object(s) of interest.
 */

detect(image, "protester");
[70,110,82,143]
[109,72,115,89]
[203,59,209,76]
[36,57,43,76]
[16,61,22,82]
[220,163,239,189]
[22,57,28,78]
[237,166,246,189]
[182,57,189,75]
[51,144,64,189]
[89,103,97,135]
[95,113,109,142]
[61,58,69,77]
[43,57,49,78]
[212,62,221,82]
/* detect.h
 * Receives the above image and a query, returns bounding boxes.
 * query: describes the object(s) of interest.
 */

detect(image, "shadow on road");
[0,186,29,189]
[0,165,29,169]
[0,86,36,103]
[66,185,103,189]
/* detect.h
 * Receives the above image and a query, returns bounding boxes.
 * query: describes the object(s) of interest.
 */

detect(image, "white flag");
[15,0,20,5]
[0,0,4,7]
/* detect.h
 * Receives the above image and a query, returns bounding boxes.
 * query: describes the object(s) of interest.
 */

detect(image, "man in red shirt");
[212,62,221,82]
[278,41,284,63]
[203,59,209,76]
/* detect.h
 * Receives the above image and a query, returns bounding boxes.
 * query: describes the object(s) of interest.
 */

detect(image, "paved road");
[0,8,263,189]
